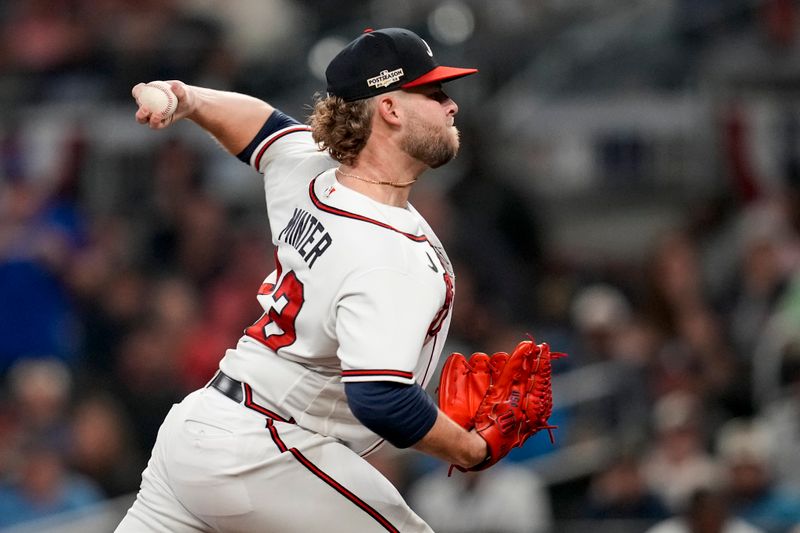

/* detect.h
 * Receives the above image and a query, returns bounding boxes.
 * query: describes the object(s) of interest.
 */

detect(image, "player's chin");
[447,129,461,155]
[449,127,460,148]
[429,143,459,169]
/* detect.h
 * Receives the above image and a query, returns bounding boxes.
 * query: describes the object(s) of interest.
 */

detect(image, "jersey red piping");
[341,369,414,379]
[243,383,296,424]
[309,178,429,243]
[253,126,312,169]
[265,419,400,532]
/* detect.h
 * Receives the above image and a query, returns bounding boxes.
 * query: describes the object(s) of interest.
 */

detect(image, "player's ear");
[374,93,403,127]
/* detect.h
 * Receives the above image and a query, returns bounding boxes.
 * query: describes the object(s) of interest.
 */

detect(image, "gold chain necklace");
[336,168,417,188]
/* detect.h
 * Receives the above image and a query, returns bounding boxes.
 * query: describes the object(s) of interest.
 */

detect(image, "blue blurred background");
[2,1,800,532]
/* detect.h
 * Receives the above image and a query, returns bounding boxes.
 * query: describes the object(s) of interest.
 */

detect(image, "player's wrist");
[464,430,489,468]
[182,84,204,121]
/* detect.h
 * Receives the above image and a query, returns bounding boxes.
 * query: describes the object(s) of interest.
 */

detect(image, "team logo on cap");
[421,38,433,57]
[367,68,405,89]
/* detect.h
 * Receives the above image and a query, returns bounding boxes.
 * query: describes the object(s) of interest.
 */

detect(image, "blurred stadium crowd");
[3,0,800,532]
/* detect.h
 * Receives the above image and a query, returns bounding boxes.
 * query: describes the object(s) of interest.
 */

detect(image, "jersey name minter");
[277,207,333,267]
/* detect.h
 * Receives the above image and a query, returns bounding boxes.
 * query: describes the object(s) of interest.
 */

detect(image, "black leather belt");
[208,371,244,403]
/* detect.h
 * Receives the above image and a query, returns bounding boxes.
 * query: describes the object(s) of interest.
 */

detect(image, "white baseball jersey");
[117,114,452,533]
[219,120,455,456]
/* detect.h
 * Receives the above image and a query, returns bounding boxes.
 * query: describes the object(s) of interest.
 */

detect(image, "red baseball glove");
[438,339,565,472]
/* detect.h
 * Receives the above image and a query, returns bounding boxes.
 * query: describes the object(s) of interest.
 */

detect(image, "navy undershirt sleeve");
[236,109,301,163]
[345,381,438,449]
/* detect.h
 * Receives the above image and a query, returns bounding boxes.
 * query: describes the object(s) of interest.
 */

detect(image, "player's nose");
[445,98,458,116]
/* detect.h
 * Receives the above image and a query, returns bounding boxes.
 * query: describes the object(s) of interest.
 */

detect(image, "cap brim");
[401,66,478,88]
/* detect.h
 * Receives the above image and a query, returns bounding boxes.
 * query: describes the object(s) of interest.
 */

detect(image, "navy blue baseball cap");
[326,28,478,102]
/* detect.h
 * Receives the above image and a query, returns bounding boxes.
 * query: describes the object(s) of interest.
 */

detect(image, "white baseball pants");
[115,387,433,532]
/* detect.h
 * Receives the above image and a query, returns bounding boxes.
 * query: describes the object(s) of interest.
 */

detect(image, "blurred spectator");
[142,138,205,275]
[407,464,553,533]
[716,419,800,533]
[180,0,308,66]
[66,212,148,377]
[755,346,800,490]
[0,124,90,374]
[113,322,185,452]
[643,229,708,337]
[74,266,149,376]
[68,393,145,498]
[0,399,24,483]
[643,229,742,415]
[0,441,104,529]
[571,283,633,363]
[440,259,497,356]
[446,170,544,321]
[567,283,650,444]
[0,0,799,530]
[7,357,73,449]
[148,276,198,339]
[751,274,800,410]
[178,280,252,390]
[584,453,670,522]
[0,1,94,75]
[178,225,271,389]
[172,193,231,288]
[730,200,800,404]
[673,307,742,416]
[99,0,226,97]
[645,488,764,533]
[729,201,795,362]
[0,178,83,374]
[641,391,723,513]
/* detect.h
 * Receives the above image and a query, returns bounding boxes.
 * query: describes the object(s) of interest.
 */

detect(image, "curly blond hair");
[308,95,375,166]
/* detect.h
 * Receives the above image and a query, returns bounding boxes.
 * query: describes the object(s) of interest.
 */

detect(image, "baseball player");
[117,28,484,533]
[119,27,562,533]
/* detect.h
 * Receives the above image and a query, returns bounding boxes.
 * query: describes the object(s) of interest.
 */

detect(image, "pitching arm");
[132,81,274,156]
[344,381,487,469]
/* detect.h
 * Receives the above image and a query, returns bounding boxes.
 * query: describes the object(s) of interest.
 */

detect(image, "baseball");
[138,81,177,120]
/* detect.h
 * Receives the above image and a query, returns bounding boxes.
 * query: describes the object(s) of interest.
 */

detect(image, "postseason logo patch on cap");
[367,68,405,89]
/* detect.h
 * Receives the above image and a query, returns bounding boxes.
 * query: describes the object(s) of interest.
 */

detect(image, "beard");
[400,113,460,169]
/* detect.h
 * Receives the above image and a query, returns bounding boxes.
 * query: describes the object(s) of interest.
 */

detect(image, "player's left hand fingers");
[136,108,170,129]
[134,106,168,129]
[135,107,152,124]
[148,113,173,130]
